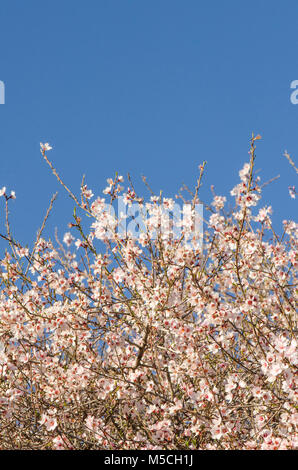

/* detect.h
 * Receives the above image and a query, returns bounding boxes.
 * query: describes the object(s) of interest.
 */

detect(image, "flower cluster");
[0,138,296,450]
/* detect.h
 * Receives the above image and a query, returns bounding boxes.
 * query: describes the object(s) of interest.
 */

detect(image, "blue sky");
[0,0,297,249]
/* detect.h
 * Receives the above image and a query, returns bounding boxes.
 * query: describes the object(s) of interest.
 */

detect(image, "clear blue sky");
[0,0,297,248]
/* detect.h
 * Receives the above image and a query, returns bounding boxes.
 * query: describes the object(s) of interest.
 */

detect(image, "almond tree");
[0,136,296,450]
